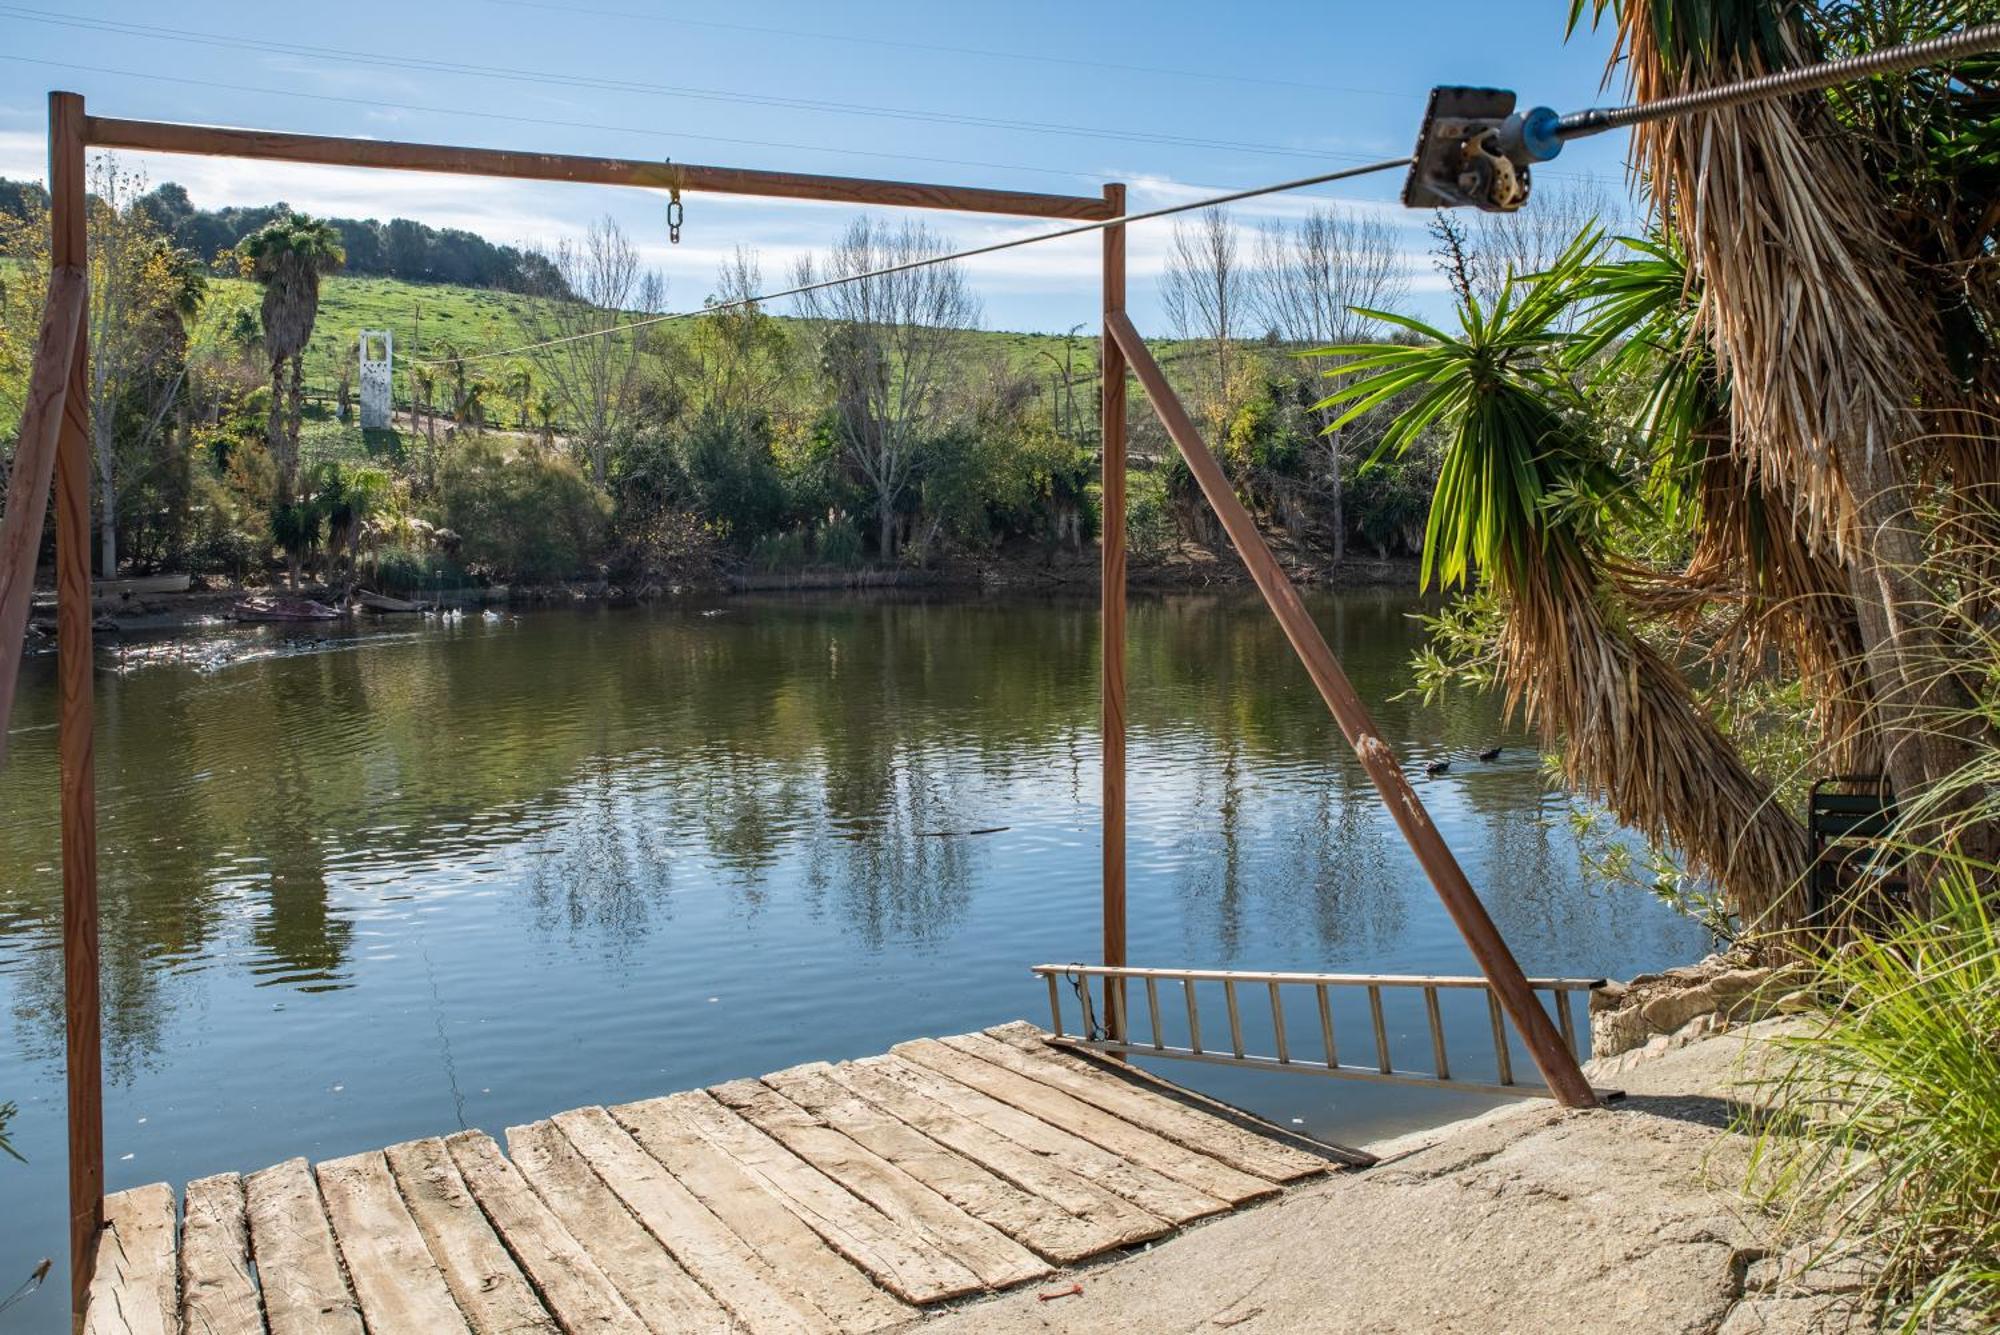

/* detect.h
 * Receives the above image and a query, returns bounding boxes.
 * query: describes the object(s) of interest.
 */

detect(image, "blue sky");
[0,0,1638,331]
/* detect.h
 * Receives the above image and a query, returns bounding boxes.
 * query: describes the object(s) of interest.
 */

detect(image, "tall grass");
[1745,876,2000,1329]
[1744,485,2000,1330]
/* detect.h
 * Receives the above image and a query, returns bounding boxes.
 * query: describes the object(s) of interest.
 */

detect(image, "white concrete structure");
[358,329,393,430]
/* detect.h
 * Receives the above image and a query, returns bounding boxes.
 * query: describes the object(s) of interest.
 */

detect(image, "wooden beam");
[81,114,1116,221]
[1103,310,1599,1110]
[0,265,84,766]
[1099,183,1128,1043]
[53,88,105,1327]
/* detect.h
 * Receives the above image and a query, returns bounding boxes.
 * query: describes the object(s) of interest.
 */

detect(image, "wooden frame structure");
[0,89,1594,1328]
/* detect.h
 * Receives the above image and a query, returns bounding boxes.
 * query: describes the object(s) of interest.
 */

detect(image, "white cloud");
[0,131,1468,330]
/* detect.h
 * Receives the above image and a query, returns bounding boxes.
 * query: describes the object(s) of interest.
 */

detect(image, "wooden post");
[0,267,85,762]
[52,89,104,1326]
[1100,184,1128,1043]
[1104,311,1597,1109]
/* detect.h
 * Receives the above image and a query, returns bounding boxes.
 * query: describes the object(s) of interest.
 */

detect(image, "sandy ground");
[916,1021,1875,1335]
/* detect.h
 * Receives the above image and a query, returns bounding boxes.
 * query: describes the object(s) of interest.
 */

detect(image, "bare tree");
[521,216,661,485]
[1252,205,1409,559]
[1161,207,1247,435]
[791,218,979,561]
[1466,173,1619,306]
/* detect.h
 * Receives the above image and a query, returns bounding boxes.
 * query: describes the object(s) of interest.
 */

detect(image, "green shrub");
[1124,468,1176,560]
[749,529,808,572]
[815,514,862,568]
[439,438,610,582]
[1745,876,2000,1330]
[371,544,469,595]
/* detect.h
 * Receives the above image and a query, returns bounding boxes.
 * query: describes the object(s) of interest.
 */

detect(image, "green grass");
[1744,875,2000,1330]
[195,272,1126,407]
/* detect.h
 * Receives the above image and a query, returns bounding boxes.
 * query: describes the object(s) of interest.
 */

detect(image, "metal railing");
[1032,964,1605,1099]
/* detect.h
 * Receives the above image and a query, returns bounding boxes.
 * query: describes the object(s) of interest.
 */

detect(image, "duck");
[1424,759,1450,777]
[1478,746,1503,762]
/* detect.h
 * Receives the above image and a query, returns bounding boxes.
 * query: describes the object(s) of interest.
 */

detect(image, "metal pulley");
[1402,87,1562,213]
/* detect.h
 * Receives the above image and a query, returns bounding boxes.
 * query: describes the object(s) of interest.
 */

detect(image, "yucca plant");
[1745,872,2000,1329]
[1315,231,1812,928]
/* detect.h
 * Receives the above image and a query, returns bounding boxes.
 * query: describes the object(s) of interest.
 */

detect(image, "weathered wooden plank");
[180,1173,263,1335]
[658,1090,994,1302]
[763,1063,1127,1265]
[707,1081,1047,1290]
[318,1151,472,1334]
[547,1107,830,1334]
[853,1054,1226,1225]
[83,1183,176,1335]
[606,1097,913,1332]
[830,1057,1177,1243]
[385,1137,559,1335]
[893,1038,1278,1206]
[447,1132,651,1335]
[504,1120,735,1335]
[978,1022,1335,1182]
[245,1157,364,1335]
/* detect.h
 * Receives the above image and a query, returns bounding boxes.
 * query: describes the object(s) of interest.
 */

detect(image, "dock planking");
[85,1022,1354,1333]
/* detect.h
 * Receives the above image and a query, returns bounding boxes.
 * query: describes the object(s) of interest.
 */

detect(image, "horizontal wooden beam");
[0,264,85,769]
[82,113,1116,221]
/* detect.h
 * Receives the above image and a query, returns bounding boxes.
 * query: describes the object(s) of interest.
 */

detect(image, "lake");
[0,589,1710,1323]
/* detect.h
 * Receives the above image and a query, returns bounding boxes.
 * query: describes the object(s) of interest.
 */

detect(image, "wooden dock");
[83,1022,1357,1334]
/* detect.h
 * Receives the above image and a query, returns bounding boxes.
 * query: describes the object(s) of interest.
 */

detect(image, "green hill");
[196,273,1120,412]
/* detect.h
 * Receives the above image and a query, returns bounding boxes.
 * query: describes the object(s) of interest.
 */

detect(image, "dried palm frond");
[1314,238,1811,933]
[1579,0,2000,840]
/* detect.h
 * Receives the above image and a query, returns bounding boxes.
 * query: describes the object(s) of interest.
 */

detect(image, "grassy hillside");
[197,273,1117,409]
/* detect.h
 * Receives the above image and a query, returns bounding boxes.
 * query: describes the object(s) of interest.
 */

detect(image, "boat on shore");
[93,573,193,596]
[355,590,430,613]
[230,596,344,623]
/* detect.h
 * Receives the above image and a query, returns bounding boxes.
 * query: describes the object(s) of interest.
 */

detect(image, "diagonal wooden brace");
[1104,310,1597,1109]
[0,264,86,768]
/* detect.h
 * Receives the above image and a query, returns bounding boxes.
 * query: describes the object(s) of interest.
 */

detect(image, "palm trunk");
[1838,443,1998,894]
[269,360,291,505]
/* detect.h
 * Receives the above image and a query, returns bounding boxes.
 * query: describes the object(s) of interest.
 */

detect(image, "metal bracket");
[1403,86,1536,213]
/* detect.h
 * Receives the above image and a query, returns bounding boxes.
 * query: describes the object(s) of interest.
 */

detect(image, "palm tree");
[1319,236,1810,932]
[1566,0,2000,883]
[243,212,344,523]
[316,461,391,587]
[503,361,535,430]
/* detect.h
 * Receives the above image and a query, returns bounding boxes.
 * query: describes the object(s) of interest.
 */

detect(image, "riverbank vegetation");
[1317,0,1994,1324]
[1,171,1450,597]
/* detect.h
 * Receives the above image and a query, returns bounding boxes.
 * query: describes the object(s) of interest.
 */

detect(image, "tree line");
[5,169,1535,597]
[0,176,566,293]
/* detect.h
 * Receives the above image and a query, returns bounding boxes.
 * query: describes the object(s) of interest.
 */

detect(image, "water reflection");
[0,590,1710,1317]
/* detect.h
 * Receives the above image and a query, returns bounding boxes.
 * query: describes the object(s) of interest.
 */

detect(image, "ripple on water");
[0,594,1712,1308]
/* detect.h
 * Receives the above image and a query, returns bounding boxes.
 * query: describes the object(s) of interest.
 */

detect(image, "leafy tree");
[440,438,610,582]
[791,218,979,560]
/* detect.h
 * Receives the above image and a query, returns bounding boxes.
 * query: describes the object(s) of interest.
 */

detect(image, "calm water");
[0,590,1707,1325]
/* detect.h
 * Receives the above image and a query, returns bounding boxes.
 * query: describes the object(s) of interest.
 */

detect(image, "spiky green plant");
[1745,873,2000,1330]
[1312,232,1810,928]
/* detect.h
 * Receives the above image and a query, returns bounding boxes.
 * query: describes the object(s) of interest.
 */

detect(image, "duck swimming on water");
[1478,746,1503,762]
[1424,759,1450,776]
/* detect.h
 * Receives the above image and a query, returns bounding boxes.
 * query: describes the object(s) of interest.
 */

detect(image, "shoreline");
[26,551,1425,641]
